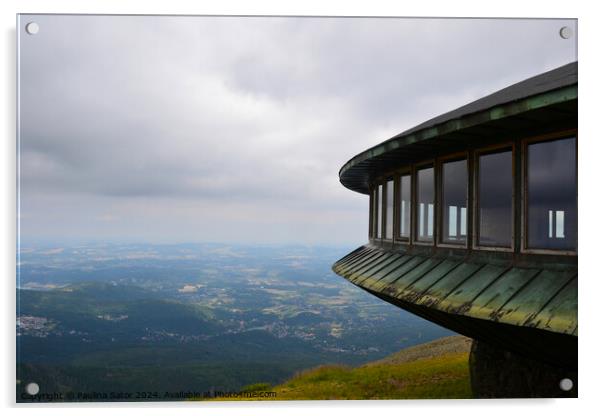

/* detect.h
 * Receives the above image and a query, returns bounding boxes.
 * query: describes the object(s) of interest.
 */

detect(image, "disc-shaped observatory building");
[332,62,577,398]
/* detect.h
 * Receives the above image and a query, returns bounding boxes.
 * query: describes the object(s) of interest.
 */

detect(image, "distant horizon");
[17,239,360,249]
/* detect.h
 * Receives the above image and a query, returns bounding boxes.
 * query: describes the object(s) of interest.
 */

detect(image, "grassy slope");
[212,335,473,400]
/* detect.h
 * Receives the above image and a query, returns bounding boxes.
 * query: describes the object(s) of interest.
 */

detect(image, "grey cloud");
[18,15,576,244]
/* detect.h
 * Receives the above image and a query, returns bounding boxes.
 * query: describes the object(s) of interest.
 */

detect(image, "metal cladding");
[333,246,576,337]
[333,245,577,368]
[339,62,578,195]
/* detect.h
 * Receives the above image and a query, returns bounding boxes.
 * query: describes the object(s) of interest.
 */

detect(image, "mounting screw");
[559,378,573,391]
[25,22,39,35]
[25,382,40,395]
[559,26,573,40]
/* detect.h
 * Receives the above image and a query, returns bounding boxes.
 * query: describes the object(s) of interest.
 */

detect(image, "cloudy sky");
[18,15,577,245]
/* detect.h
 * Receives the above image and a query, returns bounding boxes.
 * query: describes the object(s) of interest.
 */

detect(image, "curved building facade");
[332,62,577,397]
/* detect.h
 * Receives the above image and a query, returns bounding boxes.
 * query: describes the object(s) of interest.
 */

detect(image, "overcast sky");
[18,15,577,245]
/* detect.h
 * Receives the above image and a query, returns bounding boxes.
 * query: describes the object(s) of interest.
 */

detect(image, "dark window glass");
[416,167,434,242]
[385,180,394,239]
[398,175,411,238]
[527,138,577,250]
[478,150,513,247]
[442,159,467,244]
[377,184,383,238]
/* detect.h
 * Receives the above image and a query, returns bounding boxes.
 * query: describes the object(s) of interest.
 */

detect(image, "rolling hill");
[212,335,473,400]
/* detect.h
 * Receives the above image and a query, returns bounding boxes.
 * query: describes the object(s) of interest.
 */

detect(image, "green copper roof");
[339,62,578,194]
[333,246,577,337]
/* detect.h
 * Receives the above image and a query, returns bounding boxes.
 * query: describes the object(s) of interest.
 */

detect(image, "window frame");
[472,142,516,253]
[520,130,578,256]
[383,177,395,241]
[376,182,384,241]
[437,152,470,248]
[394,169,413,244]
[369,184,380,241]
[368,185,375,239]
[413,160,437,246]
[369,180,386,242]
[366,130,577,257]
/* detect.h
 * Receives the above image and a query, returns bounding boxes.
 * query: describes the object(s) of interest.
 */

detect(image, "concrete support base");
[469,339,577,398]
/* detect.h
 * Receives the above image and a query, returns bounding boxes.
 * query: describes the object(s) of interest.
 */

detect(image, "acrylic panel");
[17,15,577,402]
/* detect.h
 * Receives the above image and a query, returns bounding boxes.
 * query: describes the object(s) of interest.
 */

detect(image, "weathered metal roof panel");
[353,255,409,286]
[332,245,577,338]
[396,259,463,303]
[495,269,575,328]
[380,257,445,296]
[415,262,485,308]
[365,256,425,291]
[350,253,403,284]
[526,276,577,335]
[467,267,541,320]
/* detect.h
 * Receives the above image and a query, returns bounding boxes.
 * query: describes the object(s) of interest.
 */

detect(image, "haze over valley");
[17,242,452,398]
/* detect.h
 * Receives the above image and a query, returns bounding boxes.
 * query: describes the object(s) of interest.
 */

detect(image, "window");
[366,134,576,254]
[398,174,411,238]
[385,180,394,240]
[416,166,434,242]
[477,149,513,247]
[526,137,576,250]
[377,184,383,238]
[442,159,467,244]
[371,188,378,237]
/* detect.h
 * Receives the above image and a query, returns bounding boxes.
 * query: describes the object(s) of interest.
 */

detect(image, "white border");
[3,1,600,415]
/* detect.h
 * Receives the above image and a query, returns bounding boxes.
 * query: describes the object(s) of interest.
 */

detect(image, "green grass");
[209,336,473,400]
